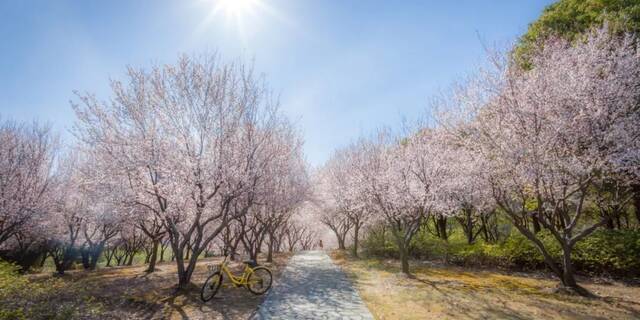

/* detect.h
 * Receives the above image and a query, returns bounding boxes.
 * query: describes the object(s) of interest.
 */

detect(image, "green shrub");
[494,231,560,270]
[494,230,640,276]
[0,260,30,300]
[573,230,640,276]
[0,260,30,320]
[361,226,640,277]
[360,227,400,258]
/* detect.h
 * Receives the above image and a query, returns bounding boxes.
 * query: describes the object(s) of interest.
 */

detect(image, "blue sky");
[0,0,554,166]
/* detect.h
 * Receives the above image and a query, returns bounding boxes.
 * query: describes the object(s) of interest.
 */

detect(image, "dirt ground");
[330,251,640,320]
[19,254,291,319]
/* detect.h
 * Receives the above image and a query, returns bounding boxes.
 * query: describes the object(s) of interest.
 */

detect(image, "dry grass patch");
[330,251,640,320]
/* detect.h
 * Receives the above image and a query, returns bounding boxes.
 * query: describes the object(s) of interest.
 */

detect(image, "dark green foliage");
[573,230,640,275]
[0,247,47,272]
[514,0,640,66]
[360,225,399,259]
[361,226,640,278]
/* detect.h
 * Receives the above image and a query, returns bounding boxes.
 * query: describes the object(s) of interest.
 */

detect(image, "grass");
[330,250,640,320]
[1,253,291,320]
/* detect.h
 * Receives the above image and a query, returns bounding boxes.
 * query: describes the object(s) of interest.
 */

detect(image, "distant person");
[318,240,323,250]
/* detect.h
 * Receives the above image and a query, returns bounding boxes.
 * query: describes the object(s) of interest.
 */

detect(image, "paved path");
[253,251,374,320]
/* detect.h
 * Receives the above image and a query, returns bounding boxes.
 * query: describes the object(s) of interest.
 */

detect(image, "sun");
[196,0,279,46]
[214,0,260,18]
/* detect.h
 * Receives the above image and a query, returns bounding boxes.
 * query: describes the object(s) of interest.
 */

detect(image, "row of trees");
[315,27,640,296]
[0,55,318,290]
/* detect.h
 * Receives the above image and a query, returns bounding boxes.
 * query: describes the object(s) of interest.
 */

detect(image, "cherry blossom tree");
[218,220,243,259]
[259,129,309,262]
[315,130,442,272]
[237,207,268,261]
[79,197,125,270]
[426,129,495,244]
[299,227,318,251]
[70,158,128,270]
[46,154,88,275]
[131,206,166,272]
[283,219,310,252]
[313,202,352,250]
[0,119,56,251]
[363,135,424,274]
[72,54,304,289]
[316,144,372,256]
[344,132,449,274]
[459,28,640,295]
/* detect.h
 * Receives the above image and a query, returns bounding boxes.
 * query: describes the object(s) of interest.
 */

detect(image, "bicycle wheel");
[201,271,223,302]
[246,266,273,295]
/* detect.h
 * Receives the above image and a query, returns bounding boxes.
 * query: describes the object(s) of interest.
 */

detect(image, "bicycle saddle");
[243,260,258,268]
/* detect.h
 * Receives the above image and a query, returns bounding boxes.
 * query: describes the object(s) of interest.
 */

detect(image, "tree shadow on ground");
[21,254,291,319]
[332,252,640,320]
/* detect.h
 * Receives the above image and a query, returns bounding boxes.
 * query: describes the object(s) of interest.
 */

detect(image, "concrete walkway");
[253,251,374,320]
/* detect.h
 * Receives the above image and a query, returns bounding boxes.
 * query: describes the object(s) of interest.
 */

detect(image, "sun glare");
[215,0,259,18]
[196,0,283,47]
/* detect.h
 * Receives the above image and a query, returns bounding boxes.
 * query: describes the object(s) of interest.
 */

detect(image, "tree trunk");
[511,216,594,296]
[146,238,160,273]
[330,226,347,250]
[39,253,48,268]
[390,223,418,275]
[605,218,615,229]
[399,244,410,274]
[230,237,241,261]
[176,247,201,290]
[480,215,491,243]
[105,249,113,267]
[531,216,542,233]
[560,244,590,296]
[267,233,274,263]
[352,224,360,258]
[631,184,640,225]
[560,245,576,287]
[88,242,105,270]
[52,246,75,275]
[81,247,91,269]
[436,216,448,241]
[54,259,65,275]
[455,208,474,244]
[249,245,259,261]
[173,244,189,290]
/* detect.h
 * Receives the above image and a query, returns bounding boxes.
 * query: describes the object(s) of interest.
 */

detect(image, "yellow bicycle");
[200,255,273,301]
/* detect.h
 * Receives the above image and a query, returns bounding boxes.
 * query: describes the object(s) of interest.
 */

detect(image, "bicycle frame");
[201,254,272,302]
[212,255,256,287]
